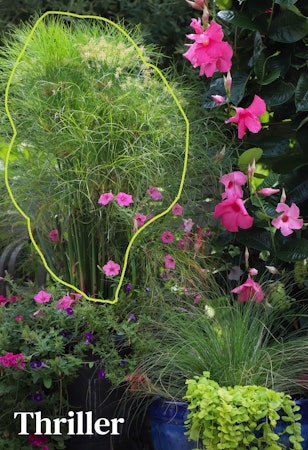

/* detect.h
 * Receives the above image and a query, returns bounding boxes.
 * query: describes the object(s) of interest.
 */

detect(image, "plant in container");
[184,371,303,450]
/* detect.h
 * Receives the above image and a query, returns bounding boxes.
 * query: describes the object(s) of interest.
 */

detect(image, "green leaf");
[247,130,290,159]
[217,10,258,30]
[257,172,280,189]
[295,73,308,112]
[274,0,298,6]
[288,180,308,204]
[238,147,263,171]
[247,0,273,19]
[43,375,52,389]
[230,72,250,106]
[236,229,273,251]
[269,10,308,43]
[258,69,281,86]
[276,239,308,262]
[261,80,295,107]
[214,0,232,9]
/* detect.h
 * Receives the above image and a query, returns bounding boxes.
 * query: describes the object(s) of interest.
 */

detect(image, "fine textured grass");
[135,298,308,399]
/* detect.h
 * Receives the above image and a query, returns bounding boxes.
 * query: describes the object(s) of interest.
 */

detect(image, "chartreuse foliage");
[184,372,303,450]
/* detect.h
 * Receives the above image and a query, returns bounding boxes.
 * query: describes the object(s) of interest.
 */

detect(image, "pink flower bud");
[247,159,256,178]
[211,95,225,104]
[258,188,280,196]
[280,188,286,203]
[185,0,205,10]
[265,265,279,275]
[248,268,258,277]
[224,71,232,96]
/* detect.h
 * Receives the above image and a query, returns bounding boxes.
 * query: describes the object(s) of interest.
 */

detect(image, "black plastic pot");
[66,359,151,450]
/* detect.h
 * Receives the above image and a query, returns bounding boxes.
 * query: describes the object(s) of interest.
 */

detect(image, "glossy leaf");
[276,239,308,262]
[269,10,308,43]
[236,229,272,252]
[217,10,258,30]
[260,80,295,106]
[288,180,308,204]
[238,147,263,172]
[295,73,308,112]
[247,130,290,159]
[274,0,299,6]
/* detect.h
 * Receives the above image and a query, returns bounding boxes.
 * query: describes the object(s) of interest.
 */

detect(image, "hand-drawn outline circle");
[4,10,190,304]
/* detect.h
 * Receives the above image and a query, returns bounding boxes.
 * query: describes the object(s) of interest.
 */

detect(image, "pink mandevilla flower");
[147,186,163,201]
[98,193,114,205]
[231,277,264,303]
[33,290,52,304]
[225,95,266,139]
[172,203,183,216]
[161,230,175,244]
[57,295,75,310]
[272,203,303,236]
[48,229,59,242]
[183,19,233,77]
[115,192,133,206]
[102,260,121,277]
[220,171,247,199]
[214,196,254,232]
[164,255,176,270]
[258,188,280,196]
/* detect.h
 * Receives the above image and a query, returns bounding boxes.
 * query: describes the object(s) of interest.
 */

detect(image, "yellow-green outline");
[4,10,190,304]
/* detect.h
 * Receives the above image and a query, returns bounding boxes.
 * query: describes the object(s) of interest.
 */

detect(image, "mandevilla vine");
[183,0,308,301]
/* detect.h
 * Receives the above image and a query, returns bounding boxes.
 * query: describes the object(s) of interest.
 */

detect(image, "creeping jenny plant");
[184,372,303,450]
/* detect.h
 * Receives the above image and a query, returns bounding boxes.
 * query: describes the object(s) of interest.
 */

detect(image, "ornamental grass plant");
[0,14,188,298]
[132,294,308,401]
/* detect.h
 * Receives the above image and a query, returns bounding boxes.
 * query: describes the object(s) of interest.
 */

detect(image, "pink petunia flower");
[161,230,175,244]
[164,255,176,270]
[134,213,147,227]
[172,203,183,216]
[225,95,266,139]
[182,218,194,232]
[147,186,163,201]
[214,196,254,232]
[220,171,247,199]
[33,290,52,304]
[15,315,23,321]
[48,229,59,242]
[183,19,233,77]
[98,193,114,205]
[29,433,48,446]
[57,295,75,310]
[102,260,121,277]
[115,192,133,206]
[272,203,304,236]
[231,277,264,302]
[258,188,280,196]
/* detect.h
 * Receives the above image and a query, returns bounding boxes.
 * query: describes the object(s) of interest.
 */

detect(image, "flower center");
[281,215,289,222]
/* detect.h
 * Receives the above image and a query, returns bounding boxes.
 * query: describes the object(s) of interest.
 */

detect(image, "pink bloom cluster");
[98,192,133,206]
[0,352,25,370]
[184,19,233,77]
[214,171,254,232]
[29,433,48,448]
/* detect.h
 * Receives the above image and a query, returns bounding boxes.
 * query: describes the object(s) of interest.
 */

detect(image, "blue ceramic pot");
[149,398,199,450]
[275,399,308,450]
